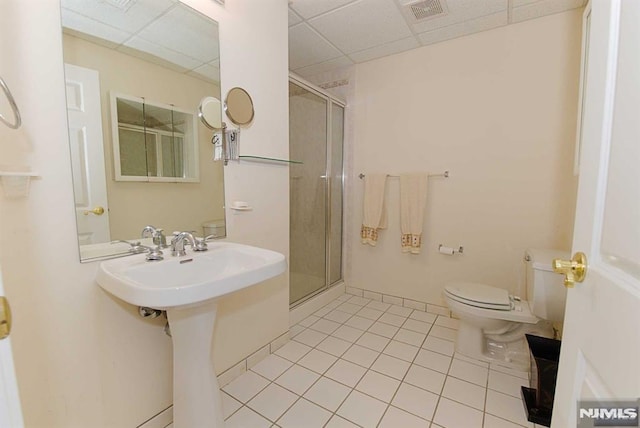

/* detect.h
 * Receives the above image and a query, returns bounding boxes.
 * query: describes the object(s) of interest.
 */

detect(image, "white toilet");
[443,248,568,369]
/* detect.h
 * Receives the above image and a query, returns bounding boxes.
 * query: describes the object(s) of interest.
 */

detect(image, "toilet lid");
[445,282,511,309]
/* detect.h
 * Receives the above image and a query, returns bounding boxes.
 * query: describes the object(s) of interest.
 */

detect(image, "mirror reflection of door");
[65,64,111,245]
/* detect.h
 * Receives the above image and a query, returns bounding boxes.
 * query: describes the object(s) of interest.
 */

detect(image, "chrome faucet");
[111,239,164,261]
[171,232,196,257]
[141,225,167,248]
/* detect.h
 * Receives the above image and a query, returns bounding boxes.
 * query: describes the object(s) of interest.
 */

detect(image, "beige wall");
[63,34,225,240]
[347,10,582,305]
[0,0,289,426]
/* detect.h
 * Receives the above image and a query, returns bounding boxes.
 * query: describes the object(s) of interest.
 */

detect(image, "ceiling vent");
[102,0,137,12]
[400,0,448,24]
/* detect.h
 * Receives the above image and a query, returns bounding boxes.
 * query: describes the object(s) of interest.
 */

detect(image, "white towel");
[361,174,388,246]
[400,173,428,254]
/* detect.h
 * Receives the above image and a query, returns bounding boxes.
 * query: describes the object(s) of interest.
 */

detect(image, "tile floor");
[221,294,537,428]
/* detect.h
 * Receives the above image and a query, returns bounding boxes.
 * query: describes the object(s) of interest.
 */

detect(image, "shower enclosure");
[289,76,345,306]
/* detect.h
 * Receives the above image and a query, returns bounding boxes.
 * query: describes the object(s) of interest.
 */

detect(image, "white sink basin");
[95,241,287,428]
[96,241,286,309]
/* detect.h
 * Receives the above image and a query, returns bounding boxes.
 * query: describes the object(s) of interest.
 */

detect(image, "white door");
[552,1,640,427]
[65,64,111,245]
[0,265,24,428]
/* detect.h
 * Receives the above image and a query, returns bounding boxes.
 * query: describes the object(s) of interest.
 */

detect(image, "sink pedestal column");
[166,300,223,428]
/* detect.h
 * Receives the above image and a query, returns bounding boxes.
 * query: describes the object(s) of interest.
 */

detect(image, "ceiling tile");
[289,8,303,26]
[293,56,354,78]
[120,37,200,71]
[60,0,176,34]
[290,0,360,19]
[511,0,585,23]
[289,23,344,69]
[411,0,507,33]
[136,5,219,64]
[61,9,131,45]
[417,11,507,46]
[349,36,420,63]
[309,0,413,54]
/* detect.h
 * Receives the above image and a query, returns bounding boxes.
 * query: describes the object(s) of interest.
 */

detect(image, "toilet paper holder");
[438,244,463,255]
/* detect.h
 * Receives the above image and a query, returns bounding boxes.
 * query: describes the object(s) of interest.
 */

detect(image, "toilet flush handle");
[552,252,588,288]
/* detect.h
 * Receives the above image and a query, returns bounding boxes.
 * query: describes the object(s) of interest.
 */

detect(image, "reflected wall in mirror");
[60,0,226,261]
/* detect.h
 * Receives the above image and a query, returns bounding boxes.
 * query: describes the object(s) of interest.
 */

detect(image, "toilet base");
[455,320,553,370]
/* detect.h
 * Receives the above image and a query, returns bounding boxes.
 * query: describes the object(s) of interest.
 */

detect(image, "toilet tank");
[525,248,570,322]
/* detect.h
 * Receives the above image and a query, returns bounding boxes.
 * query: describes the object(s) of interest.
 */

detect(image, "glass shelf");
[238,155,303,165]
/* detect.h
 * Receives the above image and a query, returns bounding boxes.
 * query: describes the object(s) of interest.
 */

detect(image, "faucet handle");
[192,235,217,252]
[141,225,167,248]
[111,240,163,261]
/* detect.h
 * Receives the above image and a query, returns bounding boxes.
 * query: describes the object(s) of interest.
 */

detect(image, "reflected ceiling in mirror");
[60,0,225,262]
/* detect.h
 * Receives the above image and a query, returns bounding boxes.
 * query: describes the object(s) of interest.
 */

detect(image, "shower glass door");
[289,78,344,306]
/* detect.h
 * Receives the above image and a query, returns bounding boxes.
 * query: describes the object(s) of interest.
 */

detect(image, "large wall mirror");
[60,0,226,262]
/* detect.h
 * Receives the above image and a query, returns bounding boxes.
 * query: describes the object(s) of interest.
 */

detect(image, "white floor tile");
[368,321,400,338]
[251,354,293,381]
[391,382,439,421]
[433,397,483,428]
[337,390,387,428]
[342,344,380,368]
[488,370,530,398]
[277,398,332,428]
[435,316,460,330]
[223,371,270,403]
[317,336,352,357]
[441,376,486,410]
[355,370,400,402]
[379,406,430,428]
[314,306,333,318]
[384,340,420,362]
[379,312,407,327]
[387,305,413,317]
[325,299,342,309]
[293,329,328,347]
[489,363,530,380]
[275,364,320,395]
[303,376,351,412]
[485,389,531,427]
[309,318,341,335]
[332,325,364,343]
[404,364,446,394]
[394,329,427,347]
[454,352,490,368]
[423,336,455,357]
[336,302,362,315]
[344,315,375,331]
[324,309,352,324]
[367,300,392,311]
[414,349,452,374]
[289,324,305,338]
[371,353,411,380]
[403,318,433,334]
[222,392,242,419]
[299,315,321,327]
[356,332,391,352]
[429,325,457,341]
[275,340,312,363]
[410,310,437,324]
[247,383,298,422]
[484,413,530,428]
[325,415,360,428]
[225,406,272,428]
[336,294,351,302]
[449,359,489,387]
[325,359,367,387]
[356,306,384,320]
[297,349,338,374]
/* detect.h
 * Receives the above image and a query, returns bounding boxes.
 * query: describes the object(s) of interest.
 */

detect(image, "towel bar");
[358,171,449,179]
[0,76,21,130]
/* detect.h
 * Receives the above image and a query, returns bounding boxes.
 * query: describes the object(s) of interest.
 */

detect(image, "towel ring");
[0,77,22,130]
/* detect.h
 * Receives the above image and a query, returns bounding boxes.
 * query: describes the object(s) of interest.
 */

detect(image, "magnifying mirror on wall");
[224,87,254,126]
[199,96,223,130]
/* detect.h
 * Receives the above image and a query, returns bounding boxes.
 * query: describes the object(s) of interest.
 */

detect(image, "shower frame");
[289,73,346,308]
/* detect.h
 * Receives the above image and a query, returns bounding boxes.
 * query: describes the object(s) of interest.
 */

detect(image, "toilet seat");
[445,282,512,310]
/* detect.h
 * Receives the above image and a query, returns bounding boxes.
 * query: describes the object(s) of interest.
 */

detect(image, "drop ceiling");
[289,0,587,78]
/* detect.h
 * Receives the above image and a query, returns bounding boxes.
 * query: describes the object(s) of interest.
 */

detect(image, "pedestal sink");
[96,242,286,427]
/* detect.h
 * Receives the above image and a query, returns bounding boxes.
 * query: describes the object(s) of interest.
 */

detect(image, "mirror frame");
[224,87,255,126]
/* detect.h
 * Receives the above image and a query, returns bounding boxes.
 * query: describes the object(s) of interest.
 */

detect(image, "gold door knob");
[83,206,105,216]
[0,296,12,340]
[552,252,588,288]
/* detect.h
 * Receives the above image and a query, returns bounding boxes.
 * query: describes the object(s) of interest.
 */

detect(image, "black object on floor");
[521,334,562,427]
